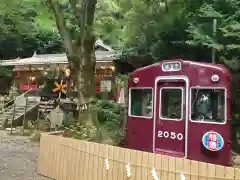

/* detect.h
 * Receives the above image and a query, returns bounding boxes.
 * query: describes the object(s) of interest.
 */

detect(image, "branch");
[68,0,82,26]
[80,0,97,50]
[84,0,97,28]
[49,0,73,55]
[69,0,87,46]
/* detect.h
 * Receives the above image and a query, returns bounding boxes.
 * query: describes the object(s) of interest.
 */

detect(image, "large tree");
[49,0,97,122]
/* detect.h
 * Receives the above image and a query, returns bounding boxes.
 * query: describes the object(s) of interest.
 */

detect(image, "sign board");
[100,80,112,92]
[19,84,38,90]
[52,80,67,94]
[202,131,224,151]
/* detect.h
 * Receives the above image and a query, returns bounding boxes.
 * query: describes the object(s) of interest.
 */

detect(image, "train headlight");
[162,62,181,72]
[133,77,139,83]
[211,74,219,82]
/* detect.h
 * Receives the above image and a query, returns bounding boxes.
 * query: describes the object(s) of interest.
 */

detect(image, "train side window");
[191,88,225,123]
[129,88,152,118]
[160,88,183,120]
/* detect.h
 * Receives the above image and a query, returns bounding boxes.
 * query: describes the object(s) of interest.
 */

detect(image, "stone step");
[3,104,37,111]
[0,116,22,120]
[3,112,25,117]
[5,110,25,113]
[0,104,38,121]
[1,112,23,116]
[0,116,24,121]
[1,110,35,117]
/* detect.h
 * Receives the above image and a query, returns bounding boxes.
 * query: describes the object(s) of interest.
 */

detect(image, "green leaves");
[0,0,239,71]
[95,0,195,61]
[185,0,240,68]
[0,67,12,78]
[220,56,240,72]
[198,3,224,19]
[220,22,240,38]
[91,100,125,145]
[0,0,61,59]
[94,0,240,69]
[186,23,214,46]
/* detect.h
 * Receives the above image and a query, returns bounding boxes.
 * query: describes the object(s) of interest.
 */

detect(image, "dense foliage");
[62,100,125,146]
[0,0,62,59]
[1,0,239,68]
[93,100,125,145]
[96,0,240,70]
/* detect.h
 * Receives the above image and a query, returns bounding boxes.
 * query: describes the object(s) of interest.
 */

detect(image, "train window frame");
[159,87,184,121]
[128,87,153,119]
[190,87,227,125]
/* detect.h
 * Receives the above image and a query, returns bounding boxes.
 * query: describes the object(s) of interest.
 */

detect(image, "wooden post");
[22,96,28,136]
[56,91,61,131]
[10,102,16,135]
[58,91,62,102]
[36,109,40,130]
[52,79,66,131]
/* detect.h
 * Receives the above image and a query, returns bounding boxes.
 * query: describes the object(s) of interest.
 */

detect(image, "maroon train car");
[126,60,231,166]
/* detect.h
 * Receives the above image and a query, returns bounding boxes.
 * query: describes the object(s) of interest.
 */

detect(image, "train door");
[153,76,189,158]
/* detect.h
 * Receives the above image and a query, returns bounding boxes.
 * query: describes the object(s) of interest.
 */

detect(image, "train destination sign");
[202,131,224,151]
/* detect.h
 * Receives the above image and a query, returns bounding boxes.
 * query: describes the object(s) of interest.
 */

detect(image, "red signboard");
[19,84,38,90]
[96,86,100,92]
[208,132,218,151]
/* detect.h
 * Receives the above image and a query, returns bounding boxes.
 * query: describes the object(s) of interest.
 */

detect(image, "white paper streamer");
[151,168,159,180]
[105,158,109,170]
[180,172,186,180]
[125,163,131,177]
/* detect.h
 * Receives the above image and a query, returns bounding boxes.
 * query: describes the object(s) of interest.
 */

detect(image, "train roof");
[132,59,230,75]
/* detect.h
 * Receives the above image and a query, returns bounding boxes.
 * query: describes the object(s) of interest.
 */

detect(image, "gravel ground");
[0,131,51,180]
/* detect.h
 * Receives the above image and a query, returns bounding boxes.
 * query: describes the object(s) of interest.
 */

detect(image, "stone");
[47,107,64,129]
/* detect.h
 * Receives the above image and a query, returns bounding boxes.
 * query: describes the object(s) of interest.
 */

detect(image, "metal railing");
[0,88,34,114]
[0,99,14,114]
[0,89,40,134]
[17,88,34,99]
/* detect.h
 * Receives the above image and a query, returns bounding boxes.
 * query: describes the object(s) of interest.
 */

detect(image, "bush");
[62,100,126,146]
[91,100,126,146]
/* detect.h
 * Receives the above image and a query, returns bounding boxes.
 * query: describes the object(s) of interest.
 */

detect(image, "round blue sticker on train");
[202,131,224,151]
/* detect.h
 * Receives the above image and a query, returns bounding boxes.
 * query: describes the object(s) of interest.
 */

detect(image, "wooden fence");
[38,133,240,180]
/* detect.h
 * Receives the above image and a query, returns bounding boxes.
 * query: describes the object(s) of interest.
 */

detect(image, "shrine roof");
[0,39,120,66]
[0,51,119,66]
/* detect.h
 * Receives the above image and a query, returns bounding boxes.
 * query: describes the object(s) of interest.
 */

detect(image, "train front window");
[129,88,152,118]
[160,88,183,120]
[191,88,225,123]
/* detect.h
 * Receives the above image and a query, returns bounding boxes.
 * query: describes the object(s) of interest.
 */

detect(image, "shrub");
[90,100,126,146]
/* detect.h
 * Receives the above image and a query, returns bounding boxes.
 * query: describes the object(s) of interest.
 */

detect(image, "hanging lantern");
[65,67,71,77]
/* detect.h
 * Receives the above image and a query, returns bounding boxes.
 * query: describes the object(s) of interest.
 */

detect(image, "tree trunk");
[50,0,97,126]
[67,52,94,124]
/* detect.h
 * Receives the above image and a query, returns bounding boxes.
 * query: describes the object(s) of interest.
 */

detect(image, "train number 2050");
[158,131,183,140]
